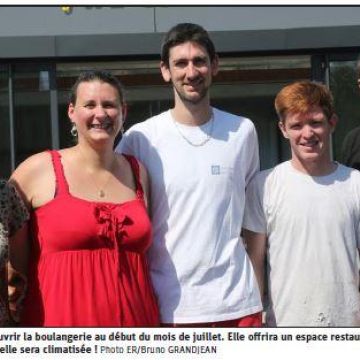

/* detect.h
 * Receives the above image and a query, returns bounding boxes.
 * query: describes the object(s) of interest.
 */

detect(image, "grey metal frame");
[49,65,60,150]
[7,65,15,172]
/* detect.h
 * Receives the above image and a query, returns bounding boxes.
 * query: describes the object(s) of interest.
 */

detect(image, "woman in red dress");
[10,70,159,326]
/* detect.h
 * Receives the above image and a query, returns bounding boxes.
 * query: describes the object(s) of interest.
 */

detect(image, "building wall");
[1,6,360,36]
[1,6,360,58]
[1,6,360,177]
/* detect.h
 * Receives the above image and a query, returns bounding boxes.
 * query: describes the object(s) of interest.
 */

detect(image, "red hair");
[275,81,335,122]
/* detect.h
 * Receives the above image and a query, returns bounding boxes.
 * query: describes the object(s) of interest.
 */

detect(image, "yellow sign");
[61,6,72,14]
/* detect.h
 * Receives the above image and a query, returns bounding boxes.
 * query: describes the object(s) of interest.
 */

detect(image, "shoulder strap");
[122,154,144,200]
[48,150,69,196]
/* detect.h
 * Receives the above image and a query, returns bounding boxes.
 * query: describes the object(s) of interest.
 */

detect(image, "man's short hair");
[275,80,335,122]
[161,23,216,66]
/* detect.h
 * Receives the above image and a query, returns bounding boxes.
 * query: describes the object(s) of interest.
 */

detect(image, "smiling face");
[160,41,218,106]
[279,106,337,173]
[68,80,123,146]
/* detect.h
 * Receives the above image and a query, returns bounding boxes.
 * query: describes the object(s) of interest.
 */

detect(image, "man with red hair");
[243,80,360,327]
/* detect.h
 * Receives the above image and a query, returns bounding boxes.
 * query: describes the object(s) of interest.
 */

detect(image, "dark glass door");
[0,65,11,178]
[13,64,53,166]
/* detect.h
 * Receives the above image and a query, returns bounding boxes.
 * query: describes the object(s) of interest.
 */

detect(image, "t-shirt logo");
[211,165,220,175]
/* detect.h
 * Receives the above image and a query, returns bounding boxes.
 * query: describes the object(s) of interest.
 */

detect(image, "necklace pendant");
[98,189,105,198]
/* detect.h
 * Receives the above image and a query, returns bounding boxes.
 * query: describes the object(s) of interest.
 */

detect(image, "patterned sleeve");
[1,181,29,237]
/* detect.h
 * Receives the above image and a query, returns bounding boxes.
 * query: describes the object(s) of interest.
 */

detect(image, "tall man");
[117,23,262,326]
[243,80,360,326]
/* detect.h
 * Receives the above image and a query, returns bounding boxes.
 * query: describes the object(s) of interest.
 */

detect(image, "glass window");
[56,61,172,149]
[212,55,311,169]
[13,65,52,165]
[329,58,360,162]
[0,65,11,178]
[56,55,310,168]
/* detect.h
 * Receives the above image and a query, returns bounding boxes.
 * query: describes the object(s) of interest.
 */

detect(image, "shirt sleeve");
[243,173,267,235]
[116,130,136,156]
[245,123,260,186]
[116,123,149,164]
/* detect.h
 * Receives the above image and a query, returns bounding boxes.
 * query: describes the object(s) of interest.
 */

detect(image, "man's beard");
[173,83,209,105]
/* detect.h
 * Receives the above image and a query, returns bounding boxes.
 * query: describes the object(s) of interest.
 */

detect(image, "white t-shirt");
[243,161,360,326]
[117,108,262,323]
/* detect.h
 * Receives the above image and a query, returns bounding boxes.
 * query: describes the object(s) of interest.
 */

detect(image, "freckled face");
[68,80,123,144]
[160,41,218,105]
[279,106,337,168]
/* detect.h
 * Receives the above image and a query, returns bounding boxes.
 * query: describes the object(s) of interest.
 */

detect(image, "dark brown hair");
[161,23,216,66]
[69,70,125,105]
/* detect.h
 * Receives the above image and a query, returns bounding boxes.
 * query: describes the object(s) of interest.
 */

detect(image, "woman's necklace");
[78,149,117,199]
[90,159,117,198]
[172,111,214,147]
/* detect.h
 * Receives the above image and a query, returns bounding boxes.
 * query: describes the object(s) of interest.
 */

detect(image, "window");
[56,55,310,168]
[0,65,11,178]
[13,65,52,166]
[329,57,360,162]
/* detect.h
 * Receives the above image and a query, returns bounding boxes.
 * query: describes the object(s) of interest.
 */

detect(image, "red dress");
[21,150,159,327]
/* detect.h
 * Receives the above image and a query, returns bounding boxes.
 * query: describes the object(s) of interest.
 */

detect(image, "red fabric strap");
[48,150,69,196]
[122,154,144,200]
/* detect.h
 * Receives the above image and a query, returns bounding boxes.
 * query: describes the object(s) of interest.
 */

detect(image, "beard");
[173,81,209,105]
